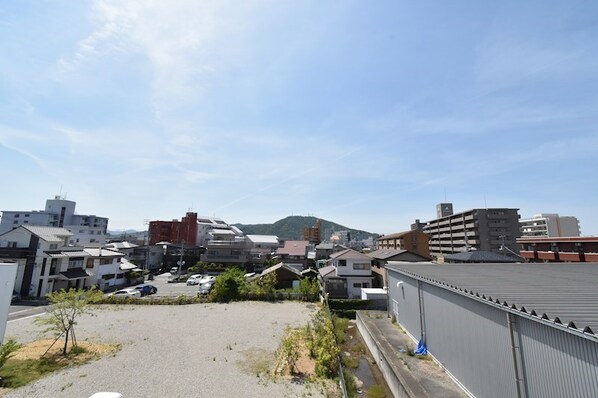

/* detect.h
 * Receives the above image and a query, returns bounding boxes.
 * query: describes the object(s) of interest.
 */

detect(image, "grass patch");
[0,340,120,389]
[342,354,359,369]
[367,384,386,398]
[332,316,349,344]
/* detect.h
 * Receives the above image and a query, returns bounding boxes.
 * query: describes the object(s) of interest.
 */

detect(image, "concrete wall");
[0,262,18,344]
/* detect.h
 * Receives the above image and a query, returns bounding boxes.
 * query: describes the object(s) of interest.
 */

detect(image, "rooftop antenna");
[59,184,63,198]
[484,194,487,209]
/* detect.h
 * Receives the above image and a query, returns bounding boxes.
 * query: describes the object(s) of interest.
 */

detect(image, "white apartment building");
[0,196,109,245]
[520,213,581,237]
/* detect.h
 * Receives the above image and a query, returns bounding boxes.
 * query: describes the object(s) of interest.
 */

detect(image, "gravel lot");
[4,302,325,398]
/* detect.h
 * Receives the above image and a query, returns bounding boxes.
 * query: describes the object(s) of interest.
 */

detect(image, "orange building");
[302,219,322,245]
[376,230,430,259]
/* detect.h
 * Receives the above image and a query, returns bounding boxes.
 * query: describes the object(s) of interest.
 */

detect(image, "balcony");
[537,251,557,261]
[558,252,582,262]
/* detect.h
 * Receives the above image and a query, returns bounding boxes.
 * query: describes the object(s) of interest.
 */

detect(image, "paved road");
[7,304,48,323]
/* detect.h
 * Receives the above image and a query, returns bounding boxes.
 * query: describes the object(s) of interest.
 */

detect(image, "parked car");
[170,267,180,274]
[111,288,141,299]
[198,282,214,295]
[134,284,157,296]
[197,275,215,285]
[186,274,203,285]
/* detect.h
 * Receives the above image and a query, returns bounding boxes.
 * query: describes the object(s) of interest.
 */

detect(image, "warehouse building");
[385,262,598,398]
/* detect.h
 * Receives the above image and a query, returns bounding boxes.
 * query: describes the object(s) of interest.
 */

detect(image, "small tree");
[0,339,21,372]
[35,287,103,356]
[209,267,247,302]
[299,277,320,300]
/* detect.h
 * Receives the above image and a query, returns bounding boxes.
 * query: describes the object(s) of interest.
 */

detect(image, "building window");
[49,244,58,250]
[338,260,346,267]
[13,220,18,224]
[353,283,362,288]
[68,258,84,269]
[102,274,115,280]
[24,214,29,217]
[87,258,95,268]
[14,214,19,218]
[353,263,371,270]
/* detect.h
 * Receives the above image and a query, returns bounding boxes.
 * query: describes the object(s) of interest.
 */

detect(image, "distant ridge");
[234,216,378,241]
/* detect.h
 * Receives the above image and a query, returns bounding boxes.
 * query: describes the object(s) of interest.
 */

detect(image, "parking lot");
[130,272,205,297]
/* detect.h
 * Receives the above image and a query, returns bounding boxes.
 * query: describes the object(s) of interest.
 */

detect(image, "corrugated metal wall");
[421,282,516,398]
[387,268,598,398]
[518,317,598,398]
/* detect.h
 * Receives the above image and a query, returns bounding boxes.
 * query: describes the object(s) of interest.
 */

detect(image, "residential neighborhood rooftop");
[17,225,73,242]
[329,248,372,261]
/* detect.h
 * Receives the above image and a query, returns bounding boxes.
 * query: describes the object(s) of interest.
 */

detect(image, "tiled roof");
[386,262,598,335]
[277,240,309,256]
[378,231,416,240]
[20,225,72,242]
[318,265,336,278]
[330,248,372,261]
[246,235,279,244]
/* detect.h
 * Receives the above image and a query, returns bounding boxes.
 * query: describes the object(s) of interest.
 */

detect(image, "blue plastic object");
[415,339,428,355]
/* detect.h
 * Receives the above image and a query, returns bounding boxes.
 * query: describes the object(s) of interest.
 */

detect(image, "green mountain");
[234,216,378,241]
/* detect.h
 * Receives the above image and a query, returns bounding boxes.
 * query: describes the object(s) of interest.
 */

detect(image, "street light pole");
[144,219,150,281]
[178,240,185,281]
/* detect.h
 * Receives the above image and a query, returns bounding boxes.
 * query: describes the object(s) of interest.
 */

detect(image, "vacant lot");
[3,301,325,398]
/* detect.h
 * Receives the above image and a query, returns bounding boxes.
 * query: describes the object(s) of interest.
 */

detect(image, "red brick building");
[517,236,598,262]
[149,212,198,245]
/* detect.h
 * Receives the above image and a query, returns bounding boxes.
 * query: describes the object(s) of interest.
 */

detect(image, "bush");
[0,339,21,370]
[209,267,247,302]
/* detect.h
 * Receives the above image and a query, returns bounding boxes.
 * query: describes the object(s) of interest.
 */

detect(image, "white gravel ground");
[4,301,325,398]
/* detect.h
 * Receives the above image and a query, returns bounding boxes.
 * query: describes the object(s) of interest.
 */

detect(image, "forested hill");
[234,216,378,241]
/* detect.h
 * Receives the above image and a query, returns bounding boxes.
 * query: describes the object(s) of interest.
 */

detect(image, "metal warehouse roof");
[386,262,598,335]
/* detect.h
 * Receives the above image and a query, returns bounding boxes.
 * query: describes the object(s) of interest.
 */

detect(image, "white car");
[197,275,215,286]
[186,274,203,285]
[111,288,141,299]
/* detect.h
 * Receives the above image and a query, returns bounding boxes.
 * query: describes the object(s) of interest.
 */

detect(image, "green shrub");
[209,267,247,302]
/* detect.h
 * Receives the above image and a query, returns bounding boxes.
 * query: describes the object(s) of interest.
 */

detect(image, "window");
[68,258,84,269]
[24,214,29,217]
[353,263,371,270]
[14,214,19,218]
[102,274,115,280]
[87,258,95,268]
[353,283,362,288]
[338,260,346,267]
[362,283,369,288]
[49,244,58,250]
[13,220,18,224]
[100,258,112,265]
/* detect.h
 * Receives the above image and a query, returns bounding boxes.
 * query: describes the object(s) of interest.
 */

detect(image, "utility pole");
[144,219,150,280]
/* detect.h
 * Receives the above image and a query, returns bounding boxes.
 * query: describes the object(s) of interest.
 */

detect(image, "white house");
[0,225,76,297]
[320,249,373,299]
[82,248,127,291]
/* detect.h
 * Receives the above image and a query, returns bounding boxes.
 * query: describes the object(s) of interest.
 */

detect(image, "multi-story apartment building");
[148,212,198,245]
[517,236,598,262]
[0,196,109,245]
[519,213,581,237]
[423,204,521,257]
[376,230,430,258]
[302,219,322,245]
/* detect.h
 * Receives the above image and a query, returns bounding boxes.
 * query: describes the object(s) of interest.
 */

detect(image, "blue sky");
[1,1,597,235]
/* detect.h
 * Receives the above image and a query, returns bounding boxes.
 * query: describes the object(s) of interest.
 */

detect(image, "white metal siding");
[421,283,516,398]
[518,316,598,398]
